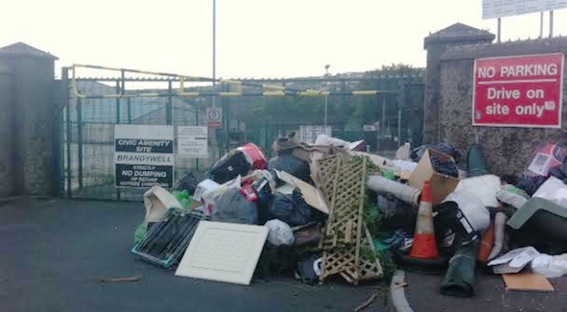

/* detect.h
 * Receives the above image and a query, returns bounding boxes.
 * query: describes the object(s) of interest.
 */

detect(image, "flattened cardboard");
[275,170,329,214]
[408,149,460,205]
[503,273,555,292]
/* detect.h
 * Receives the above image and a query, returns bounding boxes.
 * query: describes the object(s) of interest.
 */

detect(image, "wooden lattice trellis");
[318,155,383,285]
[346,224,383,283]
[320,156,366,250]
[313,153,343,205]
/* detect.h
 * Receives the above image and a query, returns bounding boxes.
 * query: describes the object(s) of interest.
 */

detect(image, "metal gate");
[60,65,424,200]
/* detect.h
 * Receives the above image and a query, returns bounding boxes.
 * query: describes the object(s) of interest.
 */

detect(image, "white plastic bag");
[265,219,295,246]
[533,176,567,208]
[531,253,567,278]
[201,176,242,216]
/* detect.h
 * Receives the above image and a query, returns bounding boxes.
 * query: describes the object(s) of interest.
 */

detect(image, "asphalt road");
[0,198,384,312]
[405,267,567,312]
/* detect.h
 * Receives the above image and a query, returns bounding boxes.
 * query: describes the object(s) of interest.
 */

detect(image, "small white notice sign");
[178,126,208,158]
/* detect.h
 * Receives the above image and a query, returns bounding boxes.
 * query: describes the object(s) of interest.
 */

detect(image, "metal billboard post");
[497,18,502,43]
[550,10,554,37]
[211,0,218,161]
[540,11,544,38]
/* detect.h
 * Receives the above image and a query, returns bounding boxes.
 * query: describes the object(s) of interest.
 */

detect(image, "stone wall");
[0,42,59,197]
[426,26,567,177]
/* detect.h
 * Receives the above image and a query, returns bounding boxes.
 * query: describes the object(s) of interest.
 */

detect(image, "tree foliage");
[234,64,425,134]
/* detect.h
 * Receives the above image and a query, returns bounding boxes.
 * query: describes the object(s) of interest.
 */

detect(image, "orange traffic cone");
[410,181,439,259]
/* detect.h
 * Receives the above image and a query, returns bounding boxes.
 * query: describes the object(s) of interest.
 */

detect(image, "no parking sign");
[207,107,222,129]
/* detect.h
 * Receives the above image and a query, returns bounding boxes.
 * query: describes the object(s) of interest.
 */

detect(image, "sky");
[2,0,567,79]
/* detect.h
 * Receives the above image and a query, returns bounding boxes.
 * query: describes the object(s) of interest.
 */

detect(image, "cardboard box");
[408,149,460,206]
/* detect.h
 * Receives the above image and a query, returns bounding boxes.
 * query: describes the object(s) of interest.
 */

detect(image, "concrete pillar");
[0,63,14,197]
[0,42,58,196]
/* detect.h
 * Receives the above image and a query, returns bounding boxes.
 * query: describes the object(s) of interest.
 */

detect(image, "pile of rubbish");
[130,134,567,292]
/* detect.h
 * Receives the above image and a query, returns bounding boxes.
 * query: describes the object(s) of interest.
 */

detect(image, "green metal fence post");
[223,82,229,153]
[195,101,200,172]
[55,67,67,197]
[77,98,83,190]
[65,95,72,197]
[127,97,132,124]
[116,81,121,124]
[116,79,122,200]
[166,80,173,125]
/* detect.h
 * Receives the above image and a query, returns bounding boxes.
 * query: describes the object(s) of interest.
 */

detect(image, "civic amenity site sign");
[483,0,567,19]
[114,125,174,188]
[473,53,564,128]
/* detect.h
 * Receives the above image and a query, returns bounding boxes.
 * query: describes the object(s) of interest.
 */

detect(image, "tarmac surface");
[3,198,567,312]
[0,198,384,312]
[405,266,567,312]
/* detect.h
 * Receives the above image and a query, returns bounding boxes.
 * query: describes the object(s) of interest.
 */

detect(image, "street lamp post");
[210,0,218,158]
[324,96,328,126]
[212,0,216,95]
[324,65,330,127]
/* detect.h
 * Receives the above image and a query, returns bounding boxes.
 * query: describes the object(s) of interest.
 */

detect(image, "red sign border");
[472,52,564,129]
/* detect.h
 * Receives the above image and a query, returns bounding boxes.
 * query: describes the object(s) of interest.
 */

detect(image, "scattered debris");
[96,275,143,283]
[354,293,377,312]
[392,282,408,289]
[126,134,567,305]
